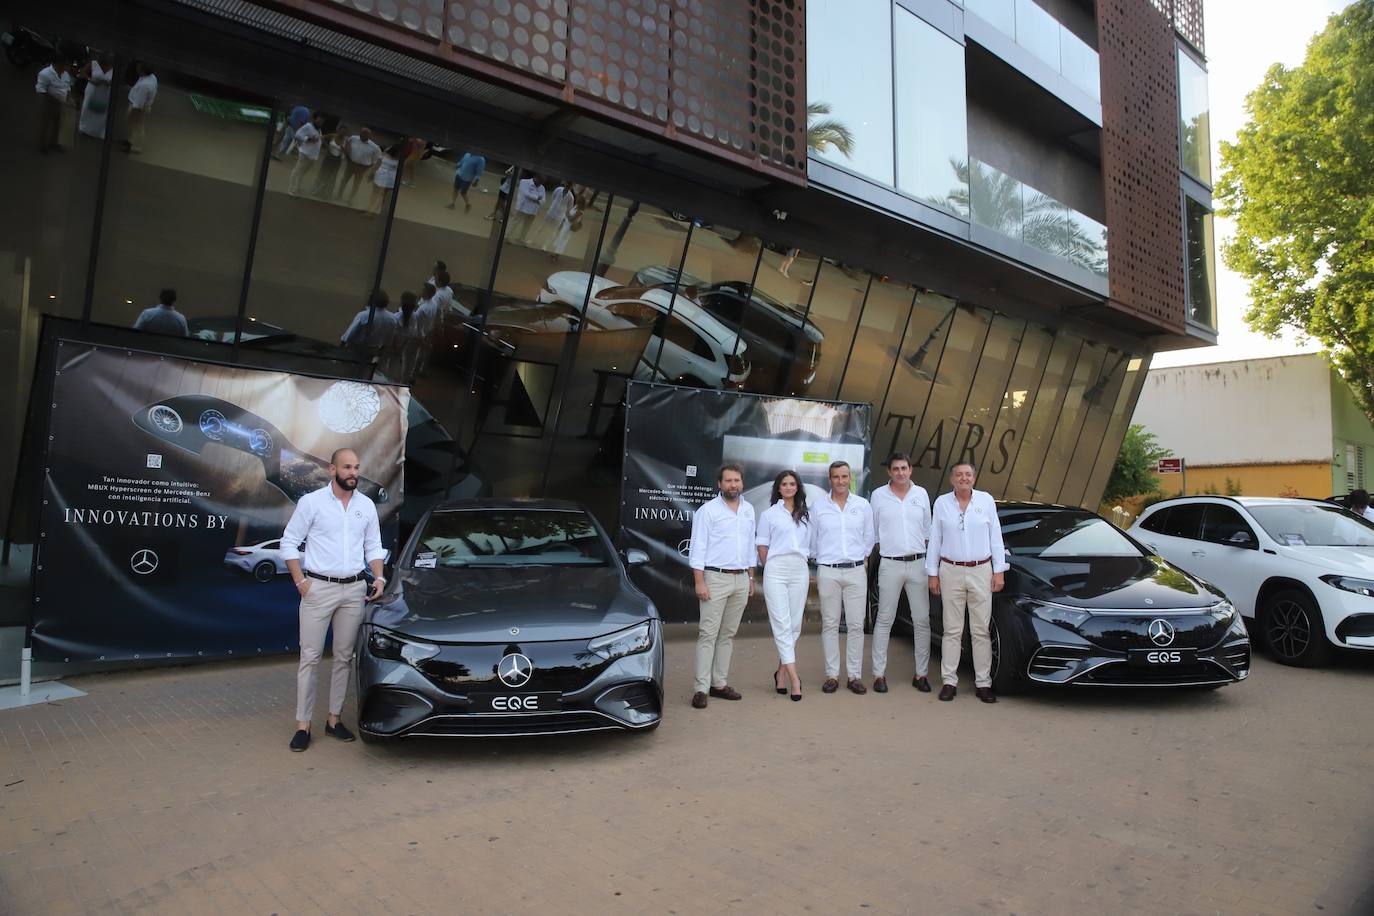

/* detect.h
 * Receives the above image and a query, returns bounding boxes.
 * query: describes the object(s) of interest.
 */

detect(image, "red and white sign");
[1157,458,1184,474]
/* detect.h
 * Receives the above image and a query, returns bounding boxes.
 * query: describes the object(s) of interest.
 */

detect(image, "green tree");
[1216,2,1374,422]
[1103,424,1173,502]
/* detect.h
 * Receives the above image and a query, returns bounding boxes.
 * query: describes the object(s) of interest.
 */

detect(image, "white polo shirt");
[810,493,875,565]
[280,484,386,578]
[293,122,322,160]
[925,489,1008,575]
[755,501,811,561]
[688,494,756,571]
[871,482,931,558]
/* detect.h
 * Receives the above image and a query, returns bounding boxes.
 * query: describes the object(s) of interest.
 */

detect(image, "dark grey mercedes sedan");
[356,499,663,739]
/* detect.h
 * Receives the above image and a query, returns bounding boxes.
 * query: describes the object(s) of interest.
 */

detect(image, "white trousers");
[938,562,994,688]
[763,554,809,665]
[296,579,366,722]
[693,570,749,693]
[873,557,931,677]
[818,564,866,680]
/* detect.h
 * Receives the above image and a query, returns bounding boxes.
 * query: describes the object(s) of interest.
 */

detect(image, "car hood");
[1278,544,1374,573]
[1009,554,1223,610]
[367,565,653,641]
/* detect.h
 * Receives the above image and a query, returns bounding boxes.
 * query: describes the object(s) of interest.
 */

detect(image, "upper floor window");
[1184,193,1216,328]
[1177,48,1211,185]
[806,0,895,185]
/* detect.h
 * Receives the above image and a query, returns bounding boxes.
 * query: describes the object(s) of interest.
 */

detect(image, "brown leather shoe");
[708,685,742,701]
[691,691,708,709]
[975,687,998,704]
[872,676,888,693]
[847,678,867,695]
[938,684,957,701]
[821,677,840,693]
[912,675,932,693]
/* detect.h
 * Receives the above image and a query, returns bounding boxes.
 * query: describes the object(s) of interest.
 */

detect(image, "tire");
[989,611,1032,695]
[1260,588,1330,667]
[252,560,277,583]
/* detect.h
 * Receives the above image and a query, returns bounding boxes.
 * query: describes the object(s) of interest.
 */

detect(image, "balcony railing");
[968,159,1107,278]
[964,0,1100,101]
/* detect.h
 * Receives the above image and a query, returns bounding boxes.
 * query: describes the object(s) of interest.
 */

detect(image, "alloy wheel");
[1266,599,1311,660]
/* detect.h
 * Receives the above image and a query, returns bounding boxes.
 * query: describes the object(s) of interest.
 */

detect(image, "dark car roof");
[431,497,587,513]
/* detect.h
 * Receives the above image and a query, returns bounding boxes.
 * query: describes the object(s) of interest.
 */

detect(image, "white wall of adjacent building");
[1132,354,1333,465]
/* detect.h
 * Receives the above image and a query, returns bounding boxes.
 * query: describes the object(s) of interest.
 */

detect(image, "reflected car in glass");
[357,500,664,739]
[885,504,1250,691]
[1129,496,1374,666]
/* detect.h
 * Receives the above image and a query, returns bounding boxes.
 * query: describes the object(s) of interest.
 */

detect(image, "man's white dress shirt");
[128,74,158,111]
[925,490,1008,575]
[345,135,382,166]
[35,65,72,100]
[755,502,811,560]
[871,483,931,557]
[280,484,385,578]
[811,493,875,565]
[688,495,756,571]
[293,122,322,160]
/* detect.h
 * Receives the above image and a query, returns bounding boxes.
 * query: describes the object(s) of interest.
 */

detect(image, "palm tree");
[806,101,854,157]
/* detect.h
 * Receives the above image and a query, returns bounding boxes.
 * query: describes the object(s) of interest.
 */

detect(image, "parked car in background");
[1129,496,1374,666]
[884,503,1249,692]
[224,539,288,582]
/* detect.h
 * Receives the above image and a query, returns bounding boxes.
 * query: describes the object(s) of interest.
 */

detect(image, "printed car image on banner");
[619,381,870,622]
[30,341,408,662]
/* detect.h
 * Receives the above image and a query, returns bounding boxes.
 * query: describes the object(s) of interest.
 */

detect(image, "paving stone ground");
[2,622,1372,915]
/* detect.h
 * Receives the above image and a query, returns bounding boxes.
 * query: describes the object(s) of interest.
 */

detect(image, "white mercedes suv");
[1128,496,1374,666]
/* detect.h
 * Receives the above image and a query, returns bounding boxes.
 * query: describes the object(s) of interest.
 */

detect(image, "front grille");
[412,639,610,694]
[409,713,622,737]
[1222,644,1251,677]
[1028,645,1091,678]
[1077,660,1232,686]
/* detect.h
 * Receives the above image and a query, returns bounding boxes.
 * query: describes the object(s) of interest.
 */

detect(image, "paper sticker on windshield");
[414,551,438,569]
[1279,533,1307,546]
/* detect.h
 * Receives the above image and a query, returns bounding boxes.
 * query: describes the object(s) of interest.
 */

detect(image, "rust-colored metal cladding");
[1098,0,1186,334]
[255,0,806,183]
[1170,0,1205,54]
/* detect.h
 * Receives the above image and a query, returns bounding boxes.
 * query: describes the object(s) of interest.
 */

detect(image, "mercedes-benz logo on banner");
[130,548,159,575]
[1148,619,1176,647]
[678,539,691,558]
[498,653,533,687]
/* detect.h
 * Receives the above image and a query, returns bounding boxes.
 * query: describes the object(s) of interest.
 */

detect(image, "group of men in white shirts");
[687,453,1008,709]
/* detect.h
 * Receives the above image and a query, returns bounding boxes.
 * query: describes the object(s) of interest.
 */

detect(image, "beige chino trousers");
[296,579,366,723]
[938,561,994,689]
[693,570,749,694]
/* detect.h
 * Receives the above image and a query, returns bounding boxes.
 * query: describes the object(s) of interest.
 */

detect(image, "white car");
[1128,496,1374,665]
[539,271,750,388]
[225,539,290,583]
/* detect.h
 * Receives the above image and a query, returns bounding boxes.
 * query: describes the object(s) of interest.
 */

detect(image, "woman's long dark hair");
[770,470,808,524]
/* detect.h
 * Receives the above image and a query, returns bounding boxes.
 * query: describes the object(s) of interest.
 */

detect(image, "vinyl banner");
[31,342,408,662]
[619,381,870,622]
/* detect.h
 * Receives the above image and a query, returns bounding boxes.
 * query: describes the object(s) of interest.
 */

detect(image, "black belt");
[704,566,748,574]
[882,554,925,561]
[819,560,864,569]
[306,571,365,583]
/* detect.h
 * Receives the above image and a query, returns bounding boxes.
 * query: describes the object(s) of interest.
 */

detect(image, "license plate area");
[1128,648,1197,666]
[469,691,561,712]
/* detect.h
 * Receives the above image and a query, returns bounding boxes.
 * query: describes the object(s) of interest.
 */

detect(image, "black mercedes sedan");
[356,499,664,739]
[885,503,1251,692]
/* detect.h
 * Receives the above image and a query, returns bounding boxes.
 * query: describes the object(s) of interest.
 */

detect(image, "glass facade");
[965,0,1101,101]
[805,0,895,184]
[894,9,969,217]
[1184,194,1217,328]
[1177,48,1212,185]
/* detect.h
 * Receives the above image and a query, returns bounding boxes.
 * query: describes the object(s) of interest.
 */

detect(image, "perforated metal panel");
[260,0,806,181]
[1170,0,1205,54]
[1098,0,1186,333]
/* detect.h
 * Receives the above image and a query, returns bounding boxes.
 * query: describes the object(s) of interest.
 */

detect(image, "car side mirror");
[623,548,650,566]
[1227,531,1256,548]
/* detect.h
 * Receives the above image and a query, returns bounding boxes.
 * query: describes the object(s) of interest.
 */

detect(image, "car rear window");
[413,509,612,568]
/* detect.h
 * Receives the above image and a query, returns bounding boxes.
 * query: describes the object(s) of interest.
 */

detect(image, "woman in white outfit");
[756,470,811,700]
[78,53,114,140]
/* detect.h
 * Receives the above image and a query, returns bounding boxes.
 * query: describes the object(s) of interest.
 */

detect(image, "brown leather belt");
[940,557,990,568]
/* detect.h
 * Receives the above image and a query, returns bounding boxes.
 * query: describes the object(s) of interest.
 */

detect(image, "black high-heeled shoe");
[773,665,787,695]
[790,685,803,702]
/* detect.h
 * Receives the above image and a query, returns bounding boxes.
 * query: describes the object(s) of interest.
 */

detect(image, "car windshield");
[1000,509,1142,558]
[413,509,612,567]
[1246,503,1374,547]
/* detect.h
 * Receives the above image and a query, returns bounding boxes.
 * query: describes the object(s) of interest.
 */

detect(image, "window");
[1177,48,1212,185]
[1248,503,1374,548]
[1200,505,1256,546]
[1184,195,1216,328]
[664,317,714,363]
[894,9,969,216]
[806,0,895,184]
[1157,503,1206,540]
[415,510,611,567]
[1001,509,1143,558]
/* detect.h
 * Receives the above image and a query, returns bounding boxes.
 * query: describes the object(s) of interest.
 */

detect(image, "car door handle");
[1191,549,1207,558]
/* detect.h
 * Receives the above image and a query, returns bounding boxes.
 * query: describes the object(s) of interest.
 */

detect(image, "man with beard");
[280,448,387,750]
[688,463,755,709]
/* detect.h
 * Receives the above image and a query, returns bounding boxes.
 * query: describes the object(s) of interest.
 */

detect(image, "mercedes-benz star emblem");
[498,653,533,688]
[1148,618,1176,647]
[130,548,159,575]
[509,626,520,636]
[678,539,692,558]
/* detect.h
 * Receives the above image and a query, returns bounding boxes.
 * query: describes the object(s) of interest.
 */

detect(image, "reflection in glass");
[968,160,1107,276]
[1185,196,1216,328]
[1082,356,1149,509]
[733,246,826,396]
[1015,0,1062,71]
[873,293,957,464]
[967,0,1099,101]
[995,331,1080,499]
[838,278,916,414]
[1178,50,1212,185]
[1057,350,1130,507]
[954,314,1025,478]
[1034,341,1108,501]
[806,0,894,184]
[803,262,871,399]
[908,306,993,495]
[977,324,1054,497]
[92,68,267,335]
[895,10,969,217]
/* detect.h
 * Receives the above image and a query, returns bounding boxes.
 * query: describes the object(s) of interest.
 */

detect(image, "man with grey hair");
[926,461,1006,703]
[811,460,875,694]
[280,447,387,750]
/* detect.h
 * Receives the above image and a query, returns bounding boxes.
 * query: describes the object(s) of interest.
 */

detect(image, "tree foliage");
[1103,425,1173,503]
[1216,1,1374,422]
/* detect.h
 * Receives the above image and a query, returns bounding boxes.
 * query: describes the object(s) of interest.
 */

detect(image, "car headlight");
[587,622,653,661]
[1024,601,1091,629]
[1211,601,1246,635]
[367,628,440,666]
[1320,574,1374,598]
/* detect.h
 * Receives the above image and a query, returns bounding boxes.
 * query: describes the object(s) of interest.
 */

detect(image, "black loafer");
[325,721,356,741]
[912,675,932,693]
[289,729,311,752]
[938,685,957,702]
